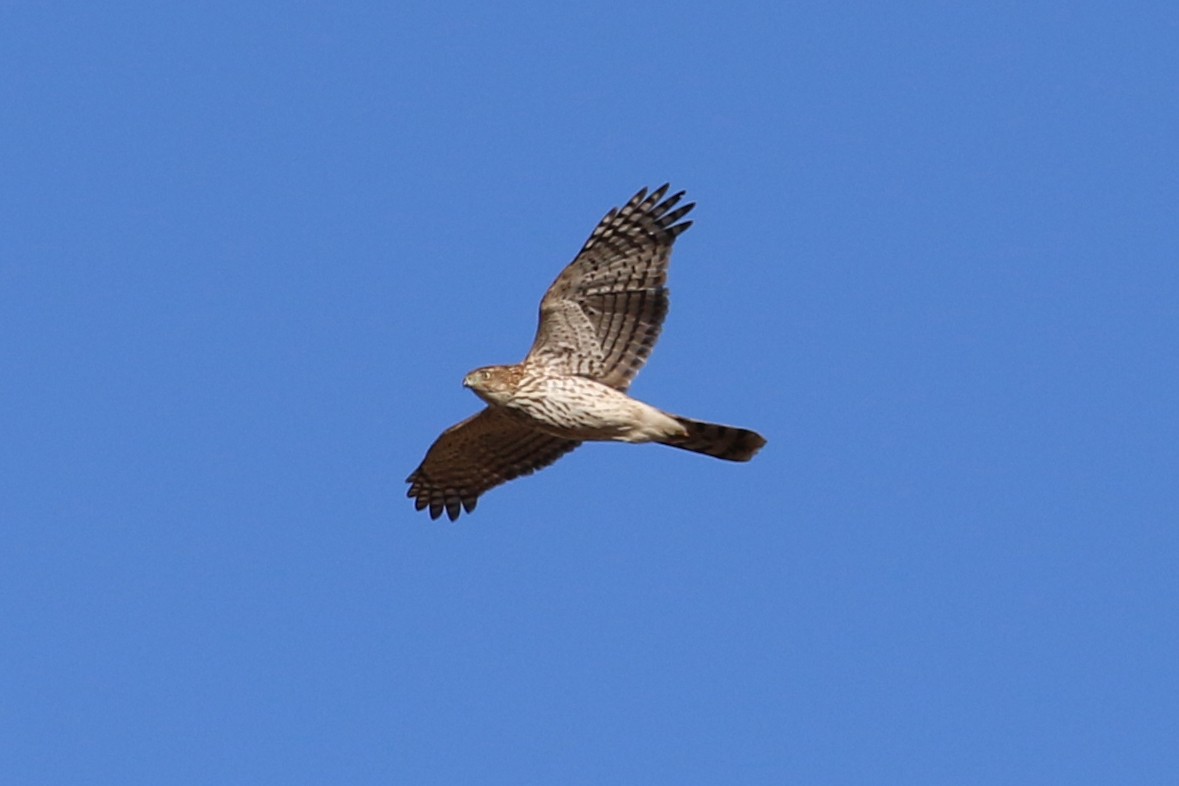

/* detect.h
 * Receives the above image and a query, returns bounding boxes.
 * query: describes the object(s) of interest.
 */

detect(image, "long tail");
[661,416,767,462]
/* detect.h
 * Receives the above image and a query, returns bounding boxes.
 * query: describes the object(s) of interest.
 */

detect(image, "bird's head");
[463,365,517,405]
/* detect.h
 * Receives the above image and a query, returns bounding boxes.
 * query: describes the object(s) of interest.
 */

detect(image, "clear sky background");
[3,3,1177,783]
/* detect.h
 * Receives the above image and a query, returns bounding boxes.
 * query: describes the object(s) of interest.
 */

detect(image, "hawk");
[407,185,766,521]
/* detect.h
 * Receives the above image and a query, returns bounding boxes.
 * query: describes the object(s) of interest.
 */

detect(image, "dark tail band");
[662,416,766,462]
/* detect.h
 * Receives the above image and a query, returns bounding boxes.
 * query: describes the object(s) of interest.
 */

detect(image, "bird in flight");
[407,185,766,520]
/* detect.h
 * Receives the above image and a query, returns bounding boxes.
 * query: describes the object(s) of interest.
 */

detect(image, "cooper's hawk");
[407,185,766,520]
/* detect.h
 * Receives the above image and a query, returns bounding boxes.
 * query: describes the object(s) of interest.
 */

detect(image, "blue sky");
[3,2,1177,783]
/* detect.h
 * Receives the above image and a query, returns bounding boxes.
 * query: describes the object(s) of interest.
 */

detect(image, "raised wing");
[525,185,694,390]
[406,408,581,521]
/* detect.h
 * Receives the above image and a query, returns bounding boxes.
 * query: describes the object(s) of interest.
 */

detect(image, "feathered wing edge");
[406,407,581,521]
[526,185,696,390]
